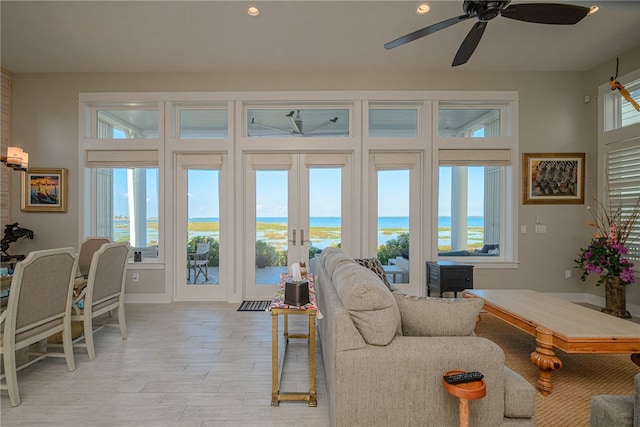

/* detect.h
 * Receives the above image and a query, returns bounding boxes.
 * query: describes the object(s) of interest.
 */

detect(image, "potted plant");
[575,192,640,318]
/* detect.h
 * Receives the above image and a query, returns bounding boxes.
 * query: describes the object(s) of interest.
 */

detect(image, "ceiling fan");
[250,110,339,136]
[384,1,591,67]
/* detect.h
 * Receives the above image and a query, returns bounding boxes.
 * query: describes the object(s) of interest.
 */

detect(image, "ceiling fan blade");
[452,21,487,67]
[384,14,473,50]
[501,3,590,25]
[249,118,293,134]
[287,115,302,134]
[304,117,339,134]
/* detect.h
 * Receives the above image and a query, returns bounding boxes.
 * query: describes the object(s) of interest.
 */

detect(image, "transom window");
[246,107,350,137]
[96,108,159,139]
[368,104,420,137]
[438,104,503,138]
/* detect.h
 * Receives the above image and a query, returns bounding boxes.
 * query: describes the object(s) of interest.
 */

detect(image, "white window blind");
[607,138,640,262]
[438,149,511,166]
[86,150,158,167]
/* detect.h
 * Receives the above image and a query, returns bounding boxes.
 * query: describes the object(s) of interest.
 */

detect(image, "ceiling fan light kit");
[385,1,591,67]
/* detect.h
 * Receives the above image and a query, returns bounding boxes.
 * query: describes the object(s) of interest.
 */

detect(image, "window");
[96,167,159,250]
[438,166,502,256]
[603,78,640,131]
[377,169,410,283]
[368,104,419,137]
[84,149,160,259]
[607,140,640,262]
[438,104,503,138]
[96,108,159,139]
[599,70,640,265]
[436,149,512,261]
[178,107,228,139]
[246,107,350,137]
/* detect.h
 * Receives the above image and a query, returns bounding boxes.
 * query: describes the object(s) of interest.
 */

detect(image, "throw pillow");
[333,262,400,346]
[393,292,483,337]
[354,257,392,289]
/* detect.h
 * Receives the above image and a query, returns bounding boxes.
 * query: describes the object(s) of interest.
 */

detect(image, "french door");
[244,152,352,300]
[175,153,229,300]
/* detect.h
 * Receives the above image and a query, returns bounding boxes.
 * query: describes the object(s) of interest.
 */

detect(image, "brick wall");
[1,68,12,228]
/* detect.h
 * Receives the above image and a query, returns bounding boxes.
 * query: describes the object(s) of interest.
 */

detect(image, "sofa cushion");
[393,293,483,337]
[321,247,356,277]
[354,257,391,289]
[332,261,400,346]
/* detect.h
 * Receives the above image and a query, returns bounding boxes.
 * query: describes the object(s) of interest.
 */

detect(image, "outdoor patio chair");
[0,247,78,406]
[72,242,129,360]
[187,242,210,283]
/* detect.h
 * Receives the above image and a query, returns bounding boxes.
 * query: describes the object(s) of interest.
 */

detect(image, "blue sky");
[114,166,486,218]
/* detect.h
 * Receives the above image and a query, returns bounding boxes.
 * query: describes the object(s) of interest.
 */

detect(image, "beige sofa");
[314,247,536,427]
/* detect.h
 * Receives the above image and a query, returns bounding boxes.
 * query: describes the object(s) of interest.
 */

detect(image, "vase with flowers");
[575,190,639,318]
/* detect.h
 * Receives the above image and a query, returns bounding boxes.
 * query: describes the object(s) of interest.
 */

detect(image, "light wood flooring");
[1,302,330,426]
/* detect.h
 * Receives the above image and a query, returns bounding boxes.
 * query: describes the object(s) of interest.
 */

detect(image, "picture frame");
[21,168,68,212]
[522,153,585,205]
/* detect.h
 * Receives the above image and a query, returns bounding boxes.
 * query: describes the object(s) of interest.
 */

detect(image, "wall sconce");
[1,146,29,171]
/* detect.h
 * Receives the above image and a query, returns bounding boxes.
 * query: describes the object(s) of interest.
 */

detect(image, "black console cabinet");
[426,261,474,298]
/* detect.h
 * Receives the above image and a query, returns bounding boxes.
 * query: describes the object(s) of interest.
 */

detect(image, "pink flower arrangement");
[575,191,639,286]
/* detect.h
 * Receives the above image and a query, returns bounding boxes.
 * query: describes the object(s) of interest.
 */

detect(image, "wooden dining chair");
[77,237,112,277]
[71,242,129,360]
[0,247,78,406]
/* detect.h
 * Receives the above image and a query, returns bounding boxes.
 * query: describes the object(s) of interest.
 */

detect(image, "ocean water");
[114,216,484,248]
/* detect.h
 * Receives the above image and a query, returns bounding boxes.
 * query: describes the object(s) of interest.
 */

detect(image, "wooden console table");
[269,274,317,407]
[464,289,640,395]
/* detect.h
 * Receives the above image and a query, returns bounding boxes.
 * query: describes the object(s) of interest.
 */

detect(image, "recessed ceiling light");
[247,6,260,17]
[416,4,430,15]
[588,5,599,15]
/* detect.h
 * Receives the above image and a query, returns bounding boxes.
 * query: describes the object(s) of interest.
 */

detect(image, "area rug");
[474,312,637,427]
[237,300,271,311]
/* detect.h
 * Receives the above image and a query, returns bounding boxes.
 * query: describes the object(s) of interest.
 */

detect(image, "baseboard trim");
[124,293,172,304]
[548,292,639,319]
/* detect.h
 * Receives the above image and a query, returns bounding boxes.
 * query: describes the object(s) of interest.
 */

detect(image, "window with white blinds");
[607,139,640,262]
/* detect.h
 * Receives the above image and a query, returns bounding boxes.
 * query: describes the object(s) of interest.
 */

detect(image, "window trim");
[598,68,640,271]
[432,99,519,267]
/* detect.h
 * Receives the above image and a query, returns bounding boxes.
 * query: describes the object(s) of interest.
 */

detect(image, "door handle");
[300,229,308,245]
[289,229,297,246]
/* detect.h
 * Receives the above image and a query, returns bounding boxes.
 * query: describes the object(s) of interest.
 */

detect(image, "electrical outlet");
[131,272,139,282]
[565,270,573,279]
[535,225,547,234]
[520,225,527,234]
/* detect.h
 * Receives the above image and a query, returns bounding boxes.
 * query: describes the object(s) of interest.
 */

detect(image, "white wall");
[6,45,640,310]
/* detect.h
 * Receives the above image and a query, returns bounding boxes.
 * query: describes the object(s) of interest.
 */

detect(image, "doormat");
[237,300,271,312]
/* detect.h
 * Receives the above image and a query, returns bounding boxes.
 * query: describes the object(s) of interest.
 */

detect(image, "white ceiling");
[1,1,639,74]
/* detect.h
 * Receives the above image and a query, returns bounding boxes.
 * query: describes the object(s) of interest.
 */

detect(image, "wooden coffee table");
[464,289,640,395]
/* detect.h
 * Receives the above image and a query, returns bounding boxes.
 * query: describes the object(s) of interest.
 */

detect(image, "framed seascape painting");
[21,168,68,212]
[522,153,585,205]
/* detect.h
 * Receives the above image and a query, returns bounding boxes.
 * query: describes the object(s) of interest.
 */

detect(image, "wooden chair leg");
[4,346,21,406]
[83,317,96,360]
[62,320,77,370]
[118,303,127,339]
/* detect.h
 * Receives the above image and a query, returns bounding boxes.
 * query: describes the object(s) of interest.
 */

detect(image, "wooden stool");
[442,370,486,427]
